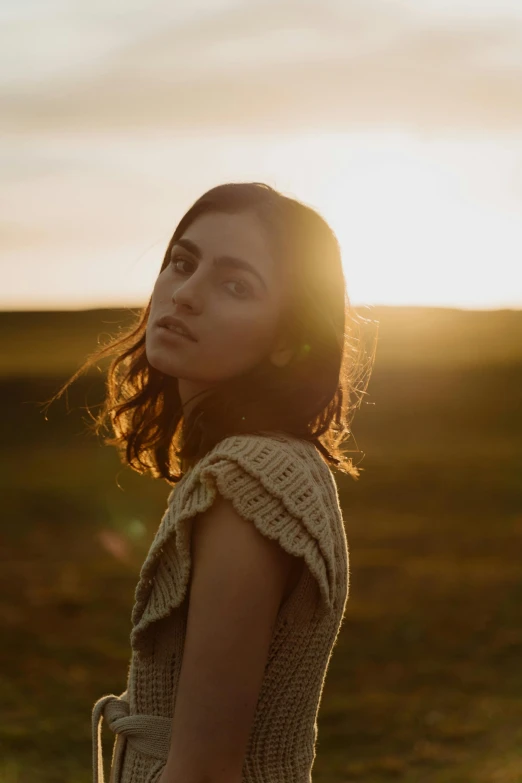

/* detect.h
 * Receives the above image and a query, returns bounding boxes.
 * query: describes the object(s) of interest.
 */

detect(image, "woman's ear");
[269,345,295,368]
[268,321,299,368]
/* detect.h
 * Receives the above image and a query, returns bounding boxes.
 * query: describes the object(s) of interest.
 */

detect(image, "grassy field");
[0,306,521,783]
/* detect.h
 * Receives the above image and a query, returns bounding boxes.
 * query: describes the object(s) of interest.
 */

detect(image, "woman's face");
[145,210,293,412]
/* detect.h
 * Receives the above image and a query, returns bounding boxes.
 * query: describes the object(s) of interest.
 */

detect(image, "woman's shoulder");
[180,430,341,527]
[167,431,343,540]
[181,430,343,609]
[171,430,335,503]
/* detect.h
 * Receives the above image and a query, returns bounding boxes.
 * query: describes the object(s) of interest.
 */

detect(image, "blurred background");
[1,1,521,781]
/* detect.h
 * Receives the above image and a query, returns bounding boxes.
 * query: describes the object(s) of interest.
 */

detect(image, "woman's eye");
[225,280,252,298]
[170,256,192,274]
[170,256,252,298]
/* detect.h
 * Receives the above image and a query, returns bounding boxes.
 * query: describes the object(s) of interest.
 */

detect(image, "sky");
[1,0,522,311]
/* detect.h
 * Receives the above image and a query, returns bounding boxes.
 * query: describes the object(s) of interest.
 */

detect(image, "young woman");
[50,182,377,783]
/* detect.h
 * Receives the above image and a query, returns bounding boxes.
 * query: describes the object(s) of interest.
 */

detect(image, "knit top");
[92,430,350,783]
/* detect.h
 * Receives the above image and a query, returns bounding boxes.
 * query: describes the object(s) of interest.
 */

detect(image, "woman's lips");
[157,324,197,343]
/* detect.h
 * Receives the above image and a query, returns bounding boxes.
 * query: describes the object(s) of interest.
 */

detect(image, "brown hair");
[42,182,378,483]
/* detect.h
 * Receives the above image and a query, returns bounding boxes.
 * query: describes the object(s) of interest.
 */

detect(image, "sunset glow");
[2,0,521,310]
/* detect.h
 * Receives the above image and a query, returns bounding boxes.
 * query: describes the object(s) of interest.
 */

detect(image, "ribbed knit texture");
[92,431,350,783]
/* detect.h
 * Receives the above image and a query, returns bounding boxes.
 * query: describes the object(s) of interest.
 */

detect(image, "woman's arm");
[157,493,295,783]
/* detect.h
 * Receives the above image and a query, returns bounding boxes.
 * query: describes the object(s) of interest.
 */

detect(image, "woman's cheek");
[208,325,266,370]
[229,312,269,345]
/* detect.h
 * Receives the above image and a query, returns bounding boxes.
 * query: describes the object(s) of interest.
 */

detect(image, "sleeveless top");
[92,431,350,783]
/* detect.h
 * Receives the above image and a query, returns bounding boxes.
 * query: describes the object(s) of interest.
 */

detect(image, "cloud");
[2,0,522,134]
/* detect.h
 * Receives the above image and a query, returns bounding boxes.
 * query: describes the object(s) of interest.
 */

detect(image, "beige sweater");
[92,431,350,783]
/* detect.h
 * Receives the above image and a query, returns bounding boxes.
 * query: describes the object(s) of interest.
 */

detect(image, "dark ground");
[0,306,521,783]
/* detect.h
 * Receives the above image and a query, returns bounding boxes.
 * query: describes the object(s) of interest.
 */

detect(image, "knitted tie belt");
[92,692,172,783]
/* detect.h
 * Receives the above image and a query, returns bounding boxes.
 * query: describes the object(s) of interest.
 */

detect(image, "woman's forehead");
[178,211,283,283]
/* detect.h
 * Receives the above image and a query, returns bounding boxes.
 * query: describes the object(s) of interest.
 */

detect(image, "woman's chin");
[145,350,184,377]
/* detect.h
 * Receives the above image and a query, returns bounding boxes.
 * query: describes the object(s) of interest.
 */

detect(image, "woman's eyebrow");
[172,237,268,292]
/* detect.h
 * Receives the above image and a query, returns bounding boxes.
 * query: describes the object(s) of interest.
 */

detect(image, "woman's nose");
[171,273,203,307]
